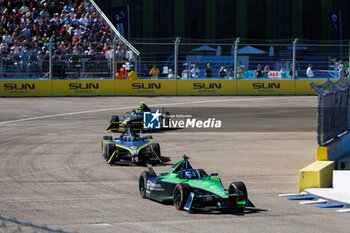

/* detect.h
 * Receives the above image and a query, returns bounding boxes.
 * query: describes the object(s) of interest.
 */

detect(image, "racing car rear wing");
[107,121,143,131]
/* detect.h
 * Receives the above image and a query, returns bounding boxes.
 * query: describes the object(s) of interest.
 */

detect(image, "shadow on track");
[108,156,172,167]
[187,207,267,216]
[143,199,266,216]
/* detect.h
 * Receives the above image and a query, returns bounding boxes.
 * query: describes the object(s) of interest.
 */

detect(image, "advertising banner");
[111,5,129,40]
[177,79,235,95]
[116,80,177,95]
[0,79,327,97]
[237,80,295,95]
[52,80,115,96]
[295,79,328,95]
[0,80,51,97]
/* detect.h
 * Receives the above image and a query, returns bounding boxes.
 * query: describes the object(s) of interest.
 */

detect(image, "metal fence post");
[112,38,117,79]
[234,37,240,79]
[348,41,350,72]
[49,37,53,79]
[0,55,3,78]
[292,38,298,79]
[174,37,180,79]
[138,56,141,75]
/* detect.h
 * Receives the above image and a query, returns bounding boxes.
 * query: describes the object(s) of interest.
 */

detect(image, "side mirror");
[209,173,218,178]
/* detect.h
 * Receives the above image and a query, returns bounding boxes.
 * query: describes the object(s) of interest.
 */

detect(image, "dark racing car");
[139,155,254,211]
[101,127,162,165]
[107,102,169,131]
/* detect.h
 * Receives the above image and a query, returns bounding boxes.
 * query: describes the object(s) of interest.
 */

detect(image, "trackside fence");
[1,38,349,80]
[311,76,350,145]
[0,215,80,233]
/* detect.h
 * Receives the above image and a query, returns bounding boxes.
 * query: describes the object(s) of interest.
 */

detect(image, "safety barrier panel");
[177,79,236,95]
[116,79,177,95]
[0,79,332,97]
[237,79,295,95]
[298,160,334,192]
[52,80,115,96]
[0,80,52,97]
[295,79,325,95]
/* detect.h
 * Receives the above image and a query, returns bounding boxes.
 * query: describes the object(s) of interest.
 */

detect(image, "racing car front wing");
[184,193,254,211]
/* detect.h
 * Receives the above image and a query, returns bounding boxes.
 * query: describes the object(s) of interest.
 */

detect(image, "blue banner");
[329,10,342,57]
[329,10,341,40]
[112,5,129,40]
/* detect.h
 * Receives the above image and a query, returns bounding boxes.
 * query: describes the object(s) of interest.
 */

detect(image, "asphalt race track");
[0,96,349,233]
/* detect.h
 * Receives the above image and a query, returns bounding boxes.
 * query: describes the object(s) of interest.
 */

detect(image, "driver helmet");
[185,171,194,179]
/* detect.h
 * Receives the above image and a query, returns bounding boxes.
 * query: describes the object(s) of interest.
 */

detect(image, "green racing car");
[139,155,254,211]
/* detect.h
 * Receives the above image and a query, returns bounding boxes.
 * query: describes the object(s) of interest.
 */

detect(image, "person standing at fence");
[334,58,340,71]
[219,66,227,78]
[168,69,175,78]
[190,64,200,78]
[338,61,345,78]
[141,65,149,77]
[289,66,293,78]
[279,65,286,79]
[227,65,234,79]
[116,45,125,61]
[149,65,160,78]
[306,64,314,78]
[237,65,244,78]
[205,63,212,78]
[255,64,264,78]
[263,65,270,78]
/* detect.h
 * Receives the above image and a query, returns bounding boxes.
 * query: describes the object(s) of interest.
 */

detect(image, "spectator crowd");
[0,0,130,78]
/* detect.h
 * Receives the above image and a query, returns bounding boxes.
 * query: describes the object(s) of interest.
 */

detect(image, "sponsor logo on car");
[147,180,164,191]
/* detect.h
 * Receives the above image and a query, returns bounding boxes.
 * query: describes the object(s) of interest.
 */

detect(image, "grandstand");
[0,0,137,79]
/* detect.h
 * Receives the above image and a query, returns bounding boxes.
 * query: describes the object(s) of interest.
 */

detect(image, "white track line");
[0,96,313,125]
[299,199,328,205]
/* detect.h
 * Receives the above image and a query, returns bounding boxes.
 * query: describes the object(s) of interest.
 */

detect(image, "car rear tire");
[101,136,112,155]
[105,143,116,163]
[110,115,119,123]
[173,183,191,210]
[229,181,248,199]
[110,115,120,132]
[139,171,149,198]
[151,143,161,162]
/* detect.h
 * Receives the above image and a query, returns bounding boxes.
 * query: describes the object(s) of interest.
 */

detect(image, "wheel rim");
[173,186,182,209]
[139,175,146,197]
